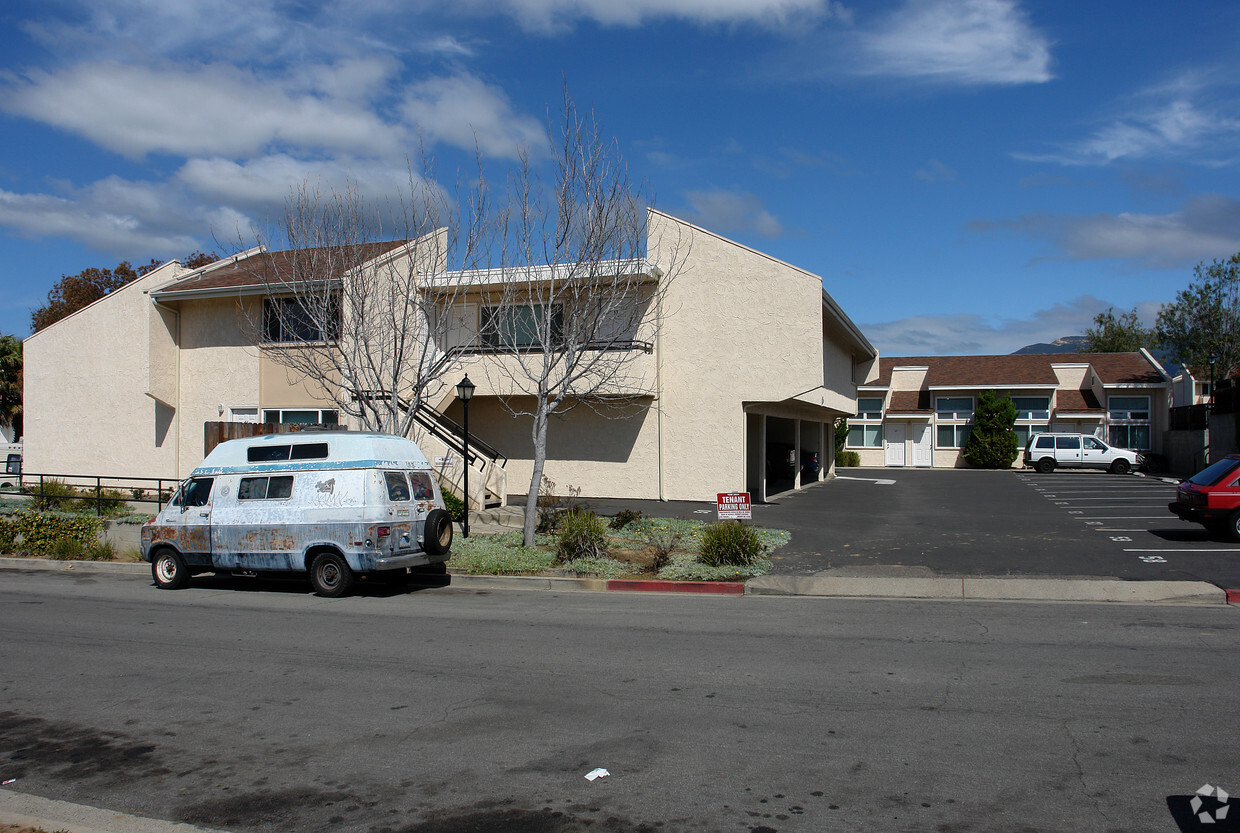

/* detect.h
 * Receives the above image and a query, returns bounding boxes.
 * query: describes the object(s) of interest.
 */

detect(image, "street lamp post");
[456,375,475,538]
[1207,354,1218,464]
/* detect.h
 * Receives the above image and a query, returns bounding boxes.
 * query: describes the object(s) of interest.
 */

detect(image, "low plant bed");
[449,515,789,582]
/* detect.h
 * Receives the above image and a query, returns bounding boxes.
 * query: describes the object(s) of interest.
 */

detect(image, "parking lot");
[584,468,1240,590]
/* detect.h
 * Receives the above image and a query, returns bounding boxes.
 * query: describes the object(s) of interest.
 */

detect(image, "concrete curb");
[0,789,223,833]
[1,556,1233,604]
[745,575,1228,605]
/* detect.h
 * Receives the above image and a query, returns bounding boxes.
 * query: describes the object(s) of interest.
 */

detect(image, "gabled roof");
[155,241,412,297]
[869,352,1166,388]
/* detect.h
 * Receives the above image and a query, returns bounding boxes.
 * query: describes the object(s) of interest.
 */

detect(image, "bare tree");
[485,94,687,544]
[245,163,486,437]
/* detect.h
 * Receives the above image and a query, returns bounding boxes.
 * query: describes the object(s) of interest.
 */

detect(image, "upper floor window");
[935,397,973,421]
[1011,396,1050,421]
[261,409,338,426]
[1107,396,1150,422]
[855,397,883,421]
[263,295,340,344]
[480,304,563,350]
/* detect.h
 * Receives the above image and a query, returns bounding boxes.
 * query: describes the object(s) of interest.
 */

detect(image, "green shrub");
[84,538,117,561]
[554,508,609,563]
[448,531,557,575]
[962,390,1019,468]
[560,556,630,579]
[698,521,764,567]
[12,511,103,554]
[837,450,860,467]
[0,517,16,552]
[75,487,128,516]
[609,509,643,530]
[641,525,682,572]
[442,490,466,522]
[26,479,78,511]
[49,537,86,560]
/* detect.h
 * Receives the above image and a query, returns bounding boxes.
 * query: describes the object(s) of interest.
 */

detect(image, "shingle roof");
[887,390,932,414]
[870,352,1164,387]
[1054,388,1104,413]
[157,241,412,295]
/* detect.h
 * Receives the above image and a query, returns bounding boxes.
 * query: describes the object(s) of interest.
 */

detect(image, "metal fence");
[12,473,183,516]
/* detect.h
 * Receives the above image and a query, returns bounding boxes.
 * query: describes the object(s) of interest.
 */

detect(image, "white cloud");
[969,194,1240,269]
[915,158,957,182]
[676,190,786,238]
[471,0,844,31]
[854,0,1052,86]
[1015,73,1240,166]
[400,74,547,159]
[862,295,1116,356]
[1,61,404,160]
[0,180,234,256]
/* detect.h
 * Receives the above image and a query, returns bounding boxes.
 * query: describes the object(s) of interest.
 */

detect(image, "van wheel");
[1109,459,1130,475]
[152,549,190,590]
[1036,458,1055,474]
[310,552,354,598]
[423,509,453,556]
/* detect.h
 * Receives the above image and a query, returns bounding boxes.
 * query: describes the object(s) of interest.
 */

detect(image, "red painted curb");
[606,579,745,595]
[1226,589,1240,605]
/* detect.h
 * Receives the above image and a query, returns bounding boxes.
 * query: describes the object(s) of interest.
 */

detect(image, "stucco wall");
[23,262,186,478]
[650,211,829,501]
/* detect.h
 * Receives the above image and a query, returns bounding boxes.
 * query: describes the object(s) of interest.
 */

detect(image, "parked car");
[1023,433,1143,474]
[1168,454,1240,541]
[766,444,797,480]
[141,431,453,597]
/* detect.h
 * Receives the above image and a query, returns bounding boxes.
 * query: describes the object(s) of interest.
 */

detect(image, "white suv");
[1023,433,1144,474]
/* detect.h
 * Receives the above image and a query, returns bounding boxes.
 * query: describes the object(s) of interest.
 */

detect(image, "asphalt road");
[582,469,1240,590]
[1,569,1238,833]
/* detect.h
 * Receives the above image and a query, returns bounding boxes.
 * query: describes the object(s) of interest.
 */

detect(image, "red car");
[1169,454,1240,540]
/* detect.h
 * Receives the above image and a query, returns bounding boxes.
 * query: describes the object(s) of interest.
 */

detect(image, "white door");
[912,424,933,467]
[885,423,907,467]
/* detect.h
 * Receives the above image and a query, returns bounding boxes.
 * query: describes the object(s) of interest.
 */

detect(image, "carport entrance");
[745,409,833,502]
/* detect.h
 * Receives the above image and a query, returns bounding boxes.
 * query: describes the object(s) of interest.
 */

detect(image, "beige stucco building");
[24,211,877,503]
[847,351,1171,468]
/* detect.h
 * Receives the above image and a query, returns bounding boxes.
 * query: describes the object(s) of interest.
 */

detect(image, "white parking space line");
[1124,547,1240,553]
[1043,496,1172,500]
[1076,515,1171,520]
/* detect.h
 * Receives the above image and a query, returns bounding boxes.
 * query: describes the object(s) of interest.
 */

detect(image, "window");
[936,424,970,449]
[935,397,973,420]
[1107,395,1151,450]
[1055,436,1080,450]
[262,296,341,344]
[1083,437,1106,451]
[856,397,883,420]
[847,424,882,448]
[1011,397,1050,421]
[246,442,330,463]
[1013,425,1047,449]
[935,397,973,448]
[410,472,435,500]
[1034,435,1054,450]
[480,304,563,349]
[172,477,213,508]
[238,475,294,500]
[261,409,338,426]
[847,397,883,447]
[385,471,410,501]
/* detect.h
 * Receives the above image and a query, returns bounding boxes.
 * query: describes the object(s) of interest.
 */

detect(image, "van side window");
[290,443,329,460]
[248,445,291,462]
[1056,436,1080,450]
[410,472,434,500]
[174,477,214,507]
[239,475,294,500]
[1035,436,1054,449]
[385,471,410,501]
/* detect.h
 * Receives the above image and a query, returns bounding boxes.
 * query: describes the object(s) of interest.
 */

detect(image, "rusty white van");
[140,431,453,597]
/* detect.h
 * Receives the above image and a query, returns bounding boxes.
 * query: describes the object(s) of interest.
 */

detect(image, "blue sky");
[2,0,1239,355]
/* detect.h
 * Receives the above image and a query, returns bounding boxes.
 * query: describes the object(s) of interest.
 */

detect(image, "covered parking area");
[744,401,843,503]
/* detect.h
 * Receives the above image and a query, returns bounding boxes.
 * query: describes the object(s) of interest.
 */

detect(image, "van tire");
[1109,459,1131,474]
[423,509,453,556]
[309,551,354,598]
[1036,458,1055,474]
[152,549,190,590]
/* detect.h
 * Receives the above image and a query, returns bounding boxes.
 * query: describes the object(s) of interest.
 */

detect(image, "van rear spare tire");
[423,508,453,555]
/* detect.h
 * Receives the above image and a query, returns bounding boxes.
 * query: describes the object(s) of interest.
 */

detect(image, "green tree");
[962,390,1018,468]
[32,251,216,333]
[0,335,21,439]
[1083,307,1153,353]
[1155,253,1240,377]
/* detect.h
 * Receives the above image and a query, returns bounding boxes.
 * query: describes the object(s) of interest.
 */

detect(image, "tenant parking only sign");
[716,492,752,521]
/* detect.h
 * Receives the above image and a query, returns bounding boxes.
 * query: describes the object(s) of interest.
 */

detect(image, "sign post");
[716,492,752,521]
